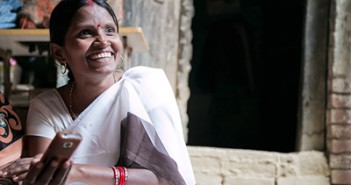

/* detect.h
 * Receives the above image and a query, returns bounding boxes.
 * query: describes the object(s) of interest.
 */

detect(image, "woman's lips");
[88,52,113,60]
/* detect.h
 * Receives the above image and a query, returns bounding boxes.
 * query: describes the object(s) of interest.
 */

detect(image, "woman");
[0,0,196,184]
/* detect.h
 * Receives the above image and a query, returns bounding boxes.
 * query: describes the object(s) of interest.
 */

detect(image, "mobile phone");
[25,130,82,182]
[40,130,82,165]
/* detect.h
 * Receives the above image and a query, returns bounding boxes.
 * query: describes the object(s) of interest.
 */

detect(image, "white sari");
[26,66,195,185]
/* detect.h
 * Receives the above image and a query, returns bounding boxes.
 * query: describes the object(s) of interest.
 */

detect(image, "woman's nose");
[93,35,111,48]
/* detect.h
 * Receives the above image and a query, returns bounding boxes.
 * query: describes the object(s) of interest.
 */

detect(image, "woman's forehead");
[71,4,115,26]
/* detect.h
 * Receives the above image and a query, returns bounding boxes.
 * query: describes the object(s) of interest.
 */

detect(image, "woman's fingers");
[23,154,45,184]
[25,159,71,185]
[24,161,44,184]
[0,155,72,185]
[35,160,60,185]
[49,160,72,185]
[12,172,28,183]
[0,158,32,178]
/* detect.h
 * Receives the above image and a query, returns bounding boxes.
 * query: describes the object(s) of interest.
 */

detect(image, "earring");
[118,54,124,68]
[61,62,67,74]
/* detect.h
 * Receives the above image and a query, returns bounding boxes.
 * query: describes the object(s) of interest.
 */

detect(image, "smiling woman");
[50,0,123,86]
[0,0,196,185]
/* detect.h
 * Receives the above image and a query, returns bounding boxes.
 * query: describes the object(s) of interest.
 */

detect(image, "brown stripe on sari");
[117,112,186,185]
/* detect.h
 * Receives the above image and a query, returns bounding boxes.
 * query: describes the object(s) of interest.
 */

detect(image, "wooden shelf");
[0,27,149,56]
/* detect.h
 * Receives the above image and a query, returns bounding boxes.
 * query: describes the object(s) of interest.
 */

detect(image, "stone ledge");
[187,146,330,185]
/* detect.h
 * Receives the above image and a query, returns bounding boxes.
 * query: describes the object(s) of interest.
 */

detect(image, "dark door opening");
[187,0,304,152]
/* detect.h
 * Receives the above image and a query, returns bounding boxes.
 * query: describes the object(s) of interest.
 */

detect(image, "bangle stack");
[112,166,128,185]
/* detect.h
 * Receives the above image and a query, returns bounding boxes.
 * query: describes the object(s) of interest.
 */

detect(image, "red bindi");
[97,24,101,27]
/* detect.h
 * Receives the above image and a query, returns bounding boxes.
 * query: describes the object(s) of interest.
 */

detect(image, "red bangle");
[117,166,127,185]
[112,166,120,185]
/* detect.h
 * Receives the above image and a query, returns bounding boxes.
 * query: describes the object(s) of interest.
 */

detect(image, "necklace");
[69,82,77,120]
[69,74,117,120]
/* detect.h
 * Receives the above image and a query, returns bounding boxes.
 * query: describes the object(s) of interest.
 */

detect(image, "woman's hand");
[0,154,72,185]
[24,158,72,185]
[0,156,36,181]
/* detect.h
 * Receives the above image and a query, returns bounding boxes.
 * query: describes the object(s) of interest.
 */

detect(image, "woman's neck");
[69,72,121,119]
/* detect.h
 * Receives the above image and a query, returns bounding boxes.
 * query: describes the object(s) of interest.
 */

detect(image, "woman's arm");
[6,136,170,185]
[67,164,170,185]
[26,136,52,157]
[2,160,169,185]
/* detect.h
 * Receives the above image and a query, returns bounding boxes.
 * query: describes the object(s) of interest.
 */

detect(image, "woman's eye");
[78,30,92,37]
[105,27,116,35]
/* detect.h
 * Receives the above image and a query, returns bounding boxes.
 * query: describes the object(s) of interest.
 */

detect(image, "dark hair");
[49,0,119,46]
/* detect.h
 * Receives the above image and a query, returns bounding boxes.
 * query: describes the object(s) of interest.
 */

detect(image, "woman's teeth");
[90,52,112,60]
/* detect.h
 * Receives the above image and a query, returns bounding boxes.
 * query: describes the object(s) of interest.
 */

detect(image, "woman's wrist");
[66,163,116,185]
[111,166,128,185]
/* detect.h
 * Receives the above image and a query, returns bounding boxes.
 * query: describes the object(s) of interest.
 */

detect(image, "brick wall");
[327,0,351,184]
[188,146,330,185]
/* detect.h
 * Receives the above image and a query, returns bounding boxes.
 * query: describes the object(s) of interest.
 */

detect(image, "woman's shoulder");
[121,66,175,107]
[123,66,165,80]
[29,88,61,105]
[122,66,170,89]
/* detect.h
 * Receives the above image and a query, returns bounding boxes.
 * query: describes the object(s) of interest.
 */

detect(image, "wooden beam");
[0,27,148,55]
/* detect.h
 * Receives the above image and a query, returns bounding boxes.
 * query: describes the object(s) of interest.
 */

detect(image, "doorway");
[187,0,305,152]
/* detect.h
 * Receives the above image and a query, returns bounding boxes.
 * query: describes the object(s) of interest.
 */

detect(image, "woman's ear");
[50,43,65,62]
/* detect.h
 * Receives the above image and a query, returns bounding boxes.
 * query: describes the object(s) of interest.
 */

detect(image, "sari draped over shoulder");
[66,66,195,185]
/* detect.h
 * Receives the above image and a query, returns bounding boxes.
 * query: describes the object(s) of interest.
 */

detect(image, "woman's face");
[61,3,123,82]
